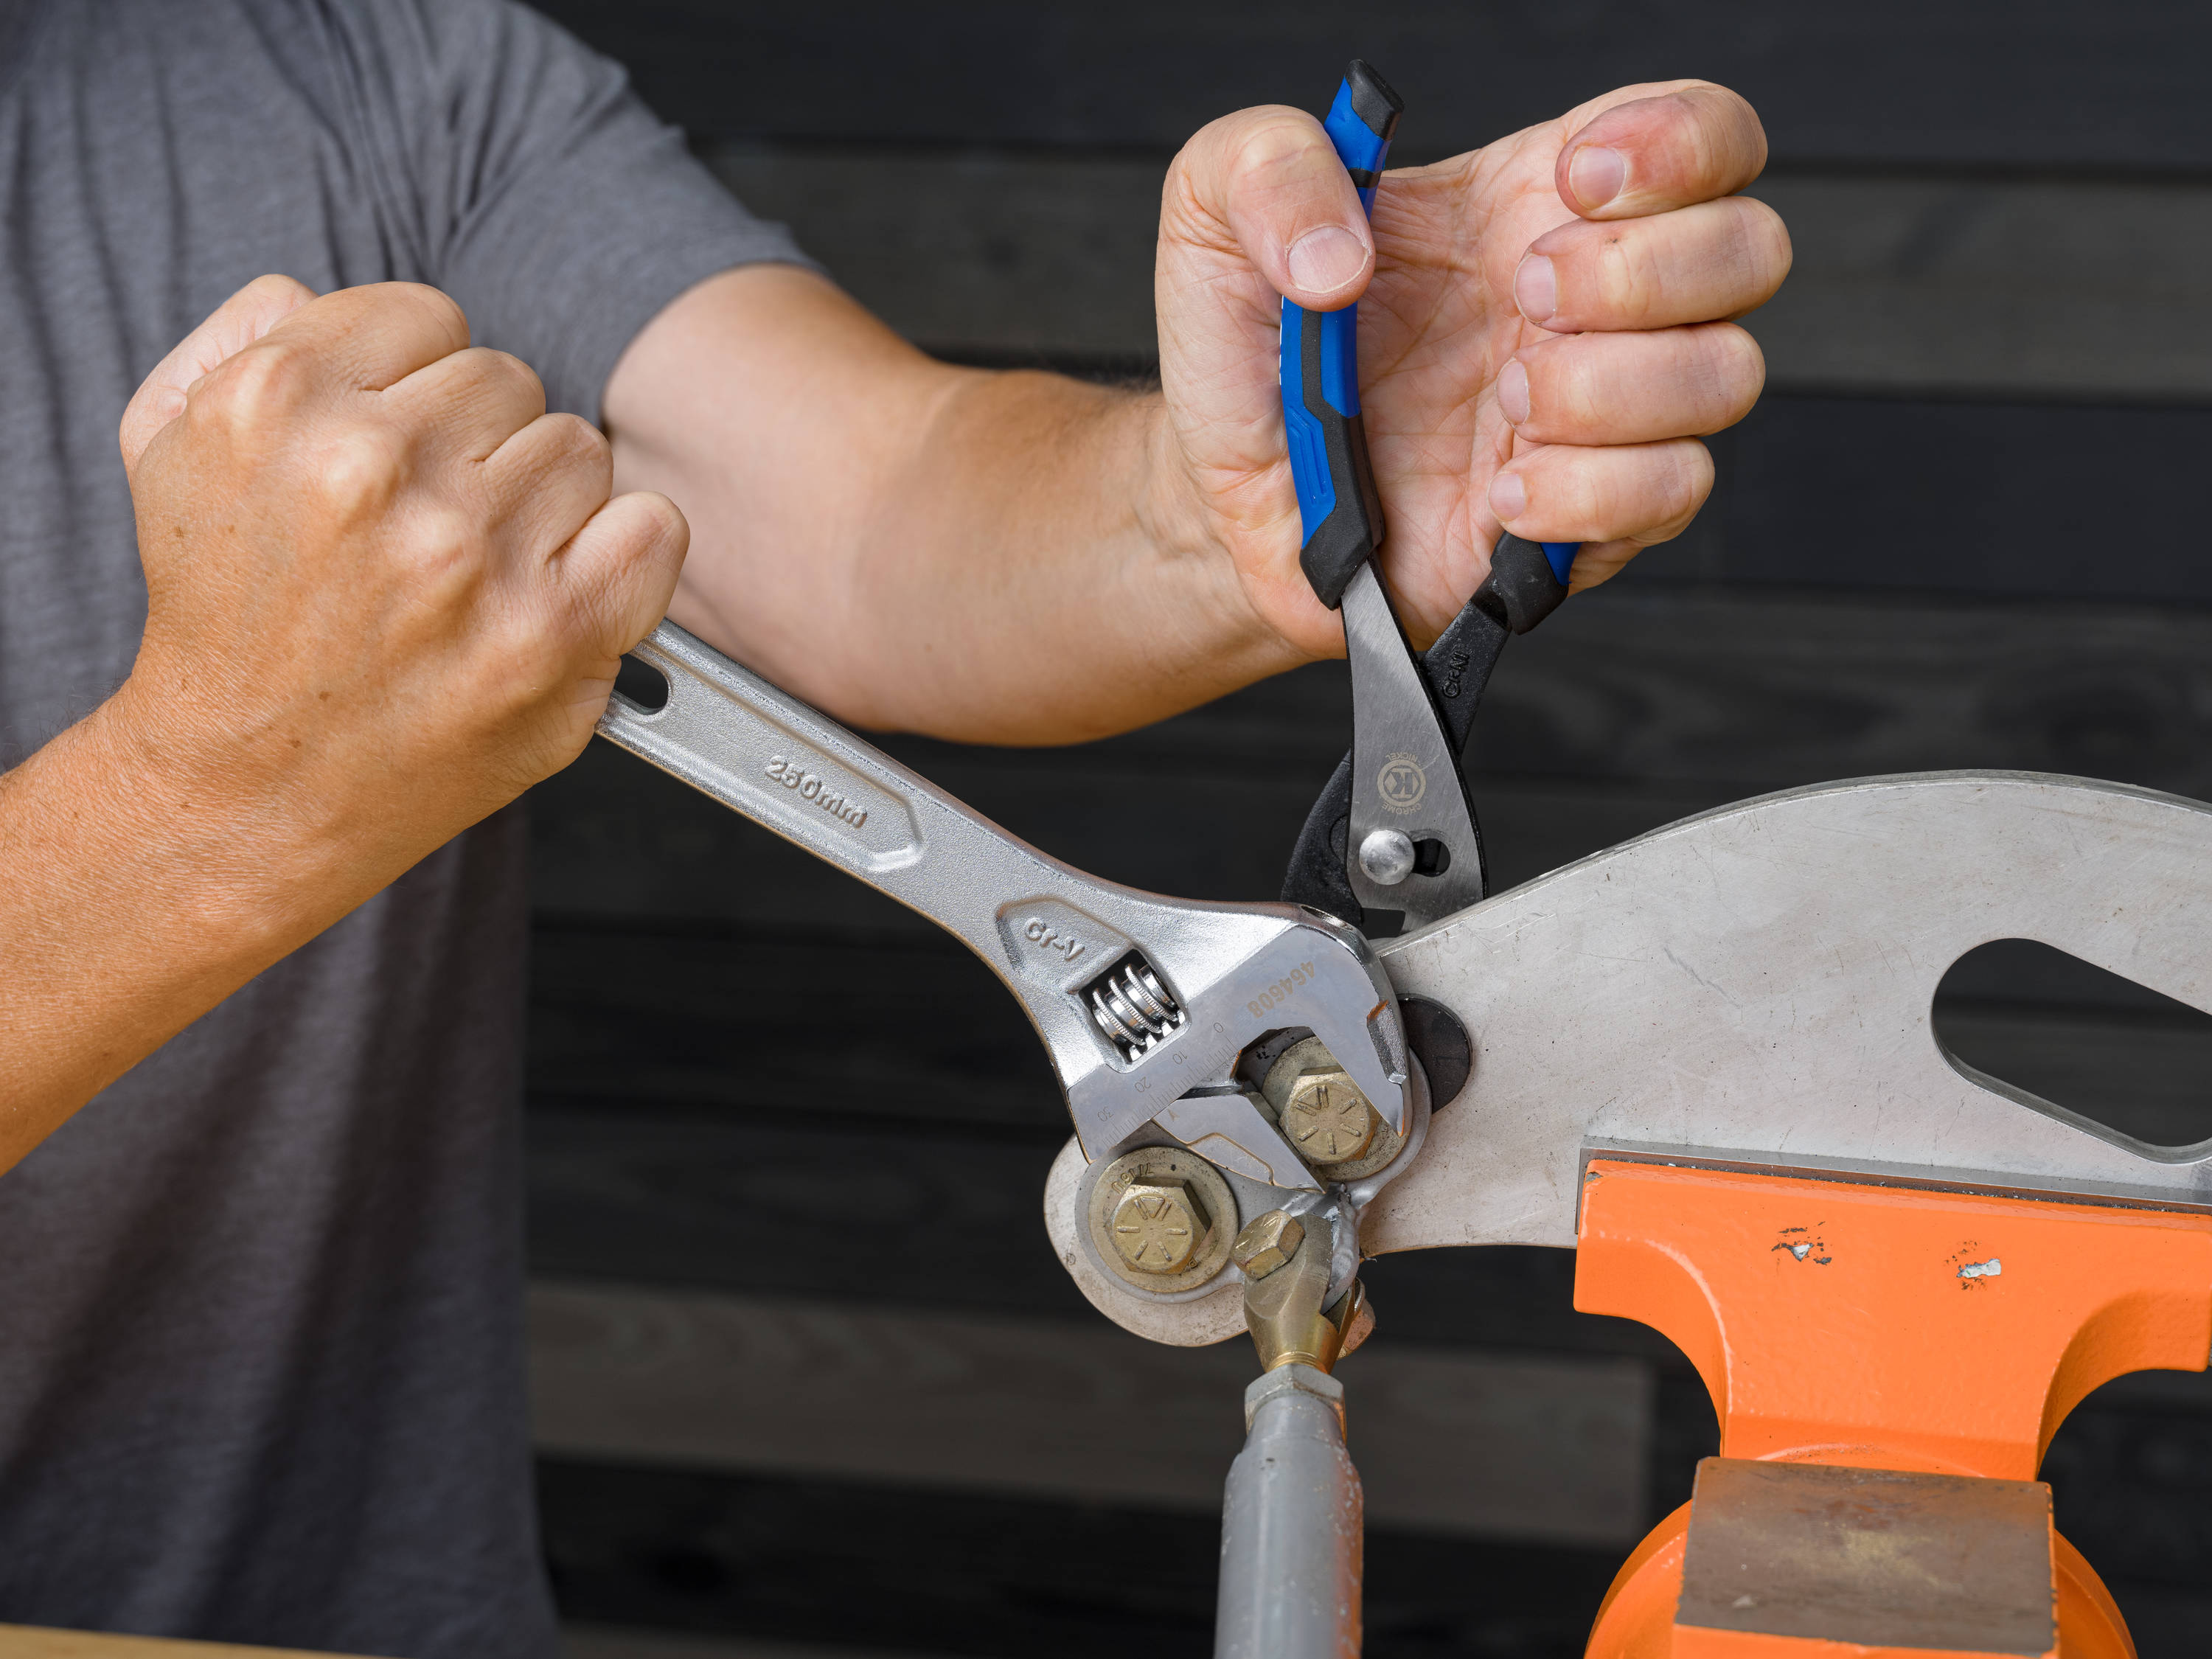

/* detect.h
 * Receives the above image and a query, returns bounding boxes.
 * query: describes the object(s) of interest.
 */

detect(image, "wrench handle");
[597,620,1037,955]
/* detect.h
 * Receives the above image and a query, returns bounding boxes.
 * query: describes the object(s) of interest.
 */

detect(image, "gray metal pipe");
[1215,1364,1363,1659]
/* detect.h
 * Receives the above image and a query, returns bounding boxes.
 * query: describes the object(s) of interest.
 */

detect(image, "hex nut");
[1084,1147,1237,1295]
[1110,1178,1211,1275]
[1262,1036,1404,1180]
[1265,1038,1377,1163]
[1284,1077,1375,1163]
[1231,1211,1307,1280]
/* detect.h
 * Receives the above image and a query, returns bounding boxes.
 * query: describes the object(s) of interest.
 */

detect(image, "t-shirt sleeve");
[324,0,816,423]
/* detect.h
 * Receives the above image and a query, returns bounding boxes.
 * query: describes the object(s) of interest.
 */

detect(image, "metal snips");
[1274,59,1579,939]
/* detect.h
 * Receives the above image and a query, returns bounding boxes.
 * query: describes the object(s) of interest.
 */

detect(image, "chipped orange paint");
[1571,1159,2212,1659]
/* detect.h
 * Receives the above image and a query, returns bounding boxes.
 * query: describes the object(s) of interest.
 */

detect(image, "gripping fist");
[1155,79,1789,657]
[116,276,686,900]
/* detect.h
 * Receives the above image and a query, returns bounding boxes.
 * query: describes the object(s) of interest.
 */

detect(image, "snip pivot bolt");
[1357,827,1416,886]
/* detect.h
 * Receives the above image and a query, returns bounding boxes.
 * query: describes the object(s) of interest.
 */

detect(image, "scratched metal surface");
[1370,771,2212,1255]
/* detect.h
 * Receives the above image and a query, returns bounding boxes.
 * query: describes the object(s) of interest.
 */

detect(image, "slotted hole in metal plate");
[613,653,670,713]
[1933,938,2212,1150]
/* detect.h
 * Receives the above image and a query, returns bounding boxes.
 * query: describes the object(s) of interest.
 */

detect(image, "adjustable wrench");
[596,622,1428,1267]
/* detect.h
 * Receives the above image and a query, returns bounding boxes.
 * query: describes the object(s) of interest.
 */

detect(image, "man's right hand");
[0,276,682,1141]
[116,276,686,905]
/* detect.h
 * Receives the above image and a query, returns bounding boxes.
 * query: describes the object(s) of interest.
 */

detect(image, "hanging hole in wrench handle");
[1280,60,1400,611]
[611,652,670,713]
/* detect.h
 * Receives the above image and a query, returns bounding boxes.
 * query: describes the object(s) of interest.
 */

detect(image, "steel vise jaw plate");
[1363,771,2212,1257]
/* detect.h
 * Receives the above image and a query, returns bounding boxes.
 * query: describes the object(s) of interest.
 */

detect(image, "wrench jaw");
[1186,915,1411,1139]
[1149,1088,1318,1192]
[1043,908,1409,1166]
[1026,910,1416,1331]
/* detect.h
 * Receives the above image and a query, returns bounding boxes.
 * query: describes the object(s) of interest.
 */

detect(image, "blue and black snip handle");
[1279,62,1399,609]
[1279,60,1581,924]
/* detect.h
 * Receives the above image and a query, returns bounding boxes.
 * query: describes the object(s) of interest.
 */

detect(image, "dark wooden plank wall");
[516,6,2212,1655]
[530,1,2212,171]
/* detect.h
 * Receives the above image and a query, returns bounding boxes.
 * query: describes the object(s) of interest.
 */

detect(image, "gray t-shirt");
[0,3,805,1652]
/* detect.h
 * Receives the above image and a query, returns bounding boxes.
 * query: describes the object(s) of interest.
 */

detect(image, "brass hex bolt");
[1110,1178,1212,1275]
[1232,1211,1307,1280]
[1263,1036,1388,1174]
[1281,1070,1377,1165]
[1085,1149,1236,1291]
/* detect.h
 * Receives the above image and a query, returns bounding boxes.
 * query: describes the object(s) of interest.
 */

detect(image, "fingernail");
[1568,145,1627,211]
[1514,254,1557,324]
[1489,470,1527,521]
[1287,224,1368,296]
[1498,359,1530,425]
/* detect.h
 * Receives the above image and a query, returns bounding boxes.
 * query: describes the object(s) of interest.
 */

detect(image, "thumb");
[563,489,692,658]
[120,274,319,474]
[1164,106,1374,310]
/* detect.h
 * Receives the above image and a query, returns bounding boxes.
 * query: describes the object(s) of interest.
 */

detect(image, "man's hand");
[1155,80,1787,655]
[0,276,684,1138]
[116,276,686,898]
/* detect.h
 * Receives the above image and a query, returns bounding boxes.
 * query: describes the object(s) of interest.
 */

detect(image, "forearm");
[714,366,1298,742]
[608,267,1304,743]
[0,692,335,1162]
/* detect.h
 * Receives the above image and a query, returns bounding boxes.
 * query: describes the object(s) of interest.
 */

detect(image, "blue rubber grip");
[1281,63,1580,610]
[1279,63,1399,609]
